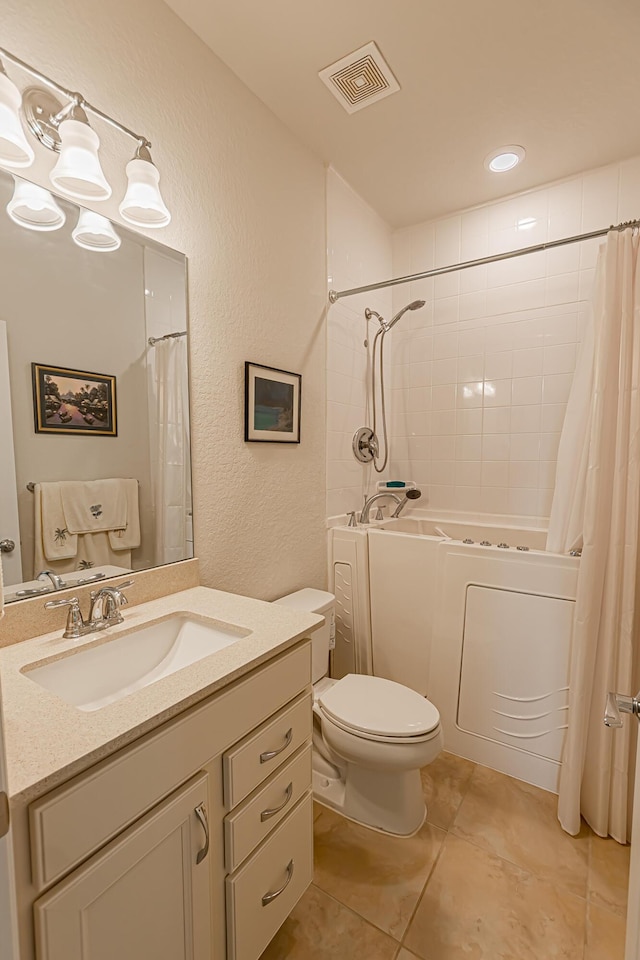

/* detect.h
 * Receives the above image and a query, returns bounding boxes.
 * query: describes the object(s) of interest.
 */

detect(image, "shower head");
[390,486,422,518]
[386,299,426,330]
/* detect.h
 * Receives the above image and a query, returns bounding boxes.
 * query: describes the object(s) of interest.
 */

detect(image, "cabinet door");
[34,773,212,960]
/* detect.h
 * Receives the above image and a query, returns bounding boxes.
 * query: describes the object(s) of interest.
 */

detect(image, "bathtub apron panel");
[429,544,579,792]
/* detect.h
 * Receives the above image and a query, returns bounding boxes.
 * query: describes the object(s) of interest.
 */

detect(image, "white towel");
[60,480,128,535]
[36,483,78,563]
[108,479,141,551]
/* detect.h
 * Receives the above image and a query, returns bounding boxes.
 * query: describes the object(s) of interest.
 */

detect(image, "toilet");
[275,588,443,836]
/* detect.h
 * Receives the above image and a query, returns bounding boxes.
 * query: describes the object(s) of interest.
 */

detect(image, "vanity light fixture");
[484,145,525,173]
[6,176,65,231]
[72,209,121,251]
[0,61,35,168]
[0,47,172,226]
[49,102,111,201]
[119,142,171,228]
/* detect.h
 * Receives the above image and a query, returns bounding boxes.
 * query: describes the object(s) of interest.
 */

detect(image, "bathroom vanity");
[0,584,321,960]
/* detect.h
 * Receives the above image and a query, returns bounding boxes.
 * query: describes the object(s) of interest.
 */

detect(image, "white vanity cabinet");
[13,640,313,960]
[34,773,212,960]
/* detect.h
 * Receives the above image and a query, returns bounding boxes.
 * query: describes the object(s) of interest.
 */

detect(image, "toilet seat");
[318,674,441,744]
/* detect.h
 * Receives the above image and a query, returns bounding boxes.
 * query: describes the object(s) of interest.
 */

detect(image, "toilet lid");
[318,674,440,738]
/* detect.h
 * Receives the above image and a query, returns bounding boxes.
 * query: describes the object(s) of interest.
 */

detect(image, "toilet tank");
[274,588,335,684]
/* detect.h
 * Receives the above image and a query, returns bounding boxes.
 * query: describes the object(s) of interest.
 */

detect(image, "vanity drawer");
[224,744,312,872]
[226,791,313,960]
[223,692,312,809]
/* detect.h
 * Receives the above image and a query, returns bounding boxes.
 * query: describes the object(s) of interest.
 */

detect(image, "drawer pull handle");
[260,782,293,822]
[260,727,293,763]
[262,859,294,906]
[195,802,209,864]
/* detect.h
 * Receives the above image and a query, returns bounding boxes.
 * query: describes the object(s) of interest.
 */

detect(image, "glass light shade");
[119,157,171,228]
[72,209,121,251]
[6,177,65,231]
[0,72,35,168]
[49,118,112,201]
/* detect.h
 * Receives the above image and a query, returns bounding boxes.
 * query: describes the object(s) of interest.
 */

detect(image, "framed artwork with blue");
[244,362,301,443]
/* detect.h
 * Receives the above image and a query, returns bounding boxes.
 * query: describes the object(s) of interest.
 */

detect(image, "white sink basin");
[24,616,251,712]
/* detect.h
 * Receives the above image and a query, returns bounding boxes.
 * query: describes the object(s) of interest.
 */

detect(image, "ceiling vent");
[318,41,400,114]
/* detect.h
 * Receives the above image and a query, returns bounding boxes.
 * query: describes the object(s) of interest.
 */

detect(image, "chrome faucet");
[359,492,401,524]
[89,584,131,624]
[45,580,134,639]
[37,569,65,590]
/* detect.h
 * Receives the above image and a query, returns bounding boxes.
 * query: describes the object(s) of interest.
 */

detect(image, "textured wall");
[2,0,327,600]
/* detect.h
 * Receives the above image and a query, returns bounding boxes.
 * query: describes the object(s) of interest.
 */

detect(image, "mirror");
[0,168,192,604]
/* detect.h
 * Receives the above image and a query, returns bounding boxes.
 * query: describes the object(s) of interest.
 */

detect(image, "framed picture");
[244,362,301,443]
[32,363,117,437]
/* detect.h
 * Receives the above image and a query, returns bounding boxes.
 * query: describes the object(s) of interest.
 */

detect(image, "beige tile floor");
[260,753,631,960]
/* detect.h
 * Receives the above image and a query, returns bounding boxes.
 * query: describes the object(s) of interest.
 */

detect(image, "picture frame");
[32,363,117,437]
[244,361,301,443]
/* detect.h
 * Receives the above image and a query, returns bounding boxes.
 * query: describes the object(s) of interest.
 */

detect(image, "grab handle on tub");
[434,526,452,540]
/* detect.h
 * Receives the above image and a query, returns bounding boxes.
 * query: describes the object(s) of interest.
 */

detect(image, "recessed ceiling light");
[484,145,525,173]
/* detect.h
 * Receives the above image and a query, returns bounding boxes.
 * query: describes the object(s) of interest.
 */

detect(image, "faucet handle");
[113,579,134,593]
[45,596,80,609]
[346,511,358,528]
[44,597,85,639]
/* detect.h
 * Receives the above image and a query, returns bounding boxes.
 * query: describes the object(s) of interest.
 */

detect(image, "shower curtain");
[549,229,640,842]
[152,338,192,565]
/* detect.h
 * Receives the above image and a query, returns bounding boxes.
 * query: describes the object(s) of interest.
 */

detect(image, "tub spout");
[360,491,401,524]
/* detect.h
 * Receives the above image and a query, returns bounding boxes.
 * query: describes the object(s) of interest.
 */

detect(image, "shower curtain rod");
[327,217,640,303]
[147,330,187,346]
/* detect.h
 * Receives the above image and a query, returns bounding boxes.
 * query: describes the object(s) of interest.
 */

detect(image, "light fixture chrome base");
[22,86,64,152]
[353,426,377,464]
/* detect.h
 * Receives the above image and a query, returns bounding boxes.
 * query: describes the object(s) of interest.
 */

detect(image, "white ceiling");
[165,0,640,227]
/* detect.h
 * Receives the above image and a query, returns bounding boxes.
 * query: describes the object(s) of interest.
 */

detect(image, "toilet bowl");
[275,589,443,836]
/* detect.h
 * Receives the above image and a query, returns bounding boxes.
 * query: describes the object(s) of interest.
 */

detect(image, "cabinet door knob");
[262,860,294,906]
[260,727,293,763]
[260,782,293,822]
[194,802,209,864]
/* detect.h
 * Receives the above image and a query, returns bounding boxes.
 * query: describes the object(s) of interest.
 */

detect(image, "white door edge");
[0,675,19,959]
[0,320,22,585]
[626,731,640,960]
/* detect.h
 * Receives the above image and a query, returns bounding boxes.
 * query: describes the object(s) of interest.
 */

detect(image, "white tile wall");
[390,155,640,520]
[326,168,393,519]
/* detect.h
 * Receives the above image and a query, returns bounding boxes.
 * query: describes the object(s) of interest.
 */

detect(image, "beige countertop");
[0,586,322,804]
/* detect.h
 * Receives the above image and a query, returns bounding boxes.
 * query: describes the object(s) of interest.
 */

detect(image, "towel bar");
[26,479,140,492]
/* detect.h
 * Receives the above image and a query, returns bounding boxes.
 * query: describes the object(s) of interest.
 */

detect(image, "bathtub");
[373,516,548,550]
[329,515,579,792]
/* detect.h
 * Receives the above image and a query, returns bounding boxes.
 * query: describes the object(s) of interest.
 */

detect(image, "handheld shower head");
[390,487,422,518]
[386,299,426,330]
